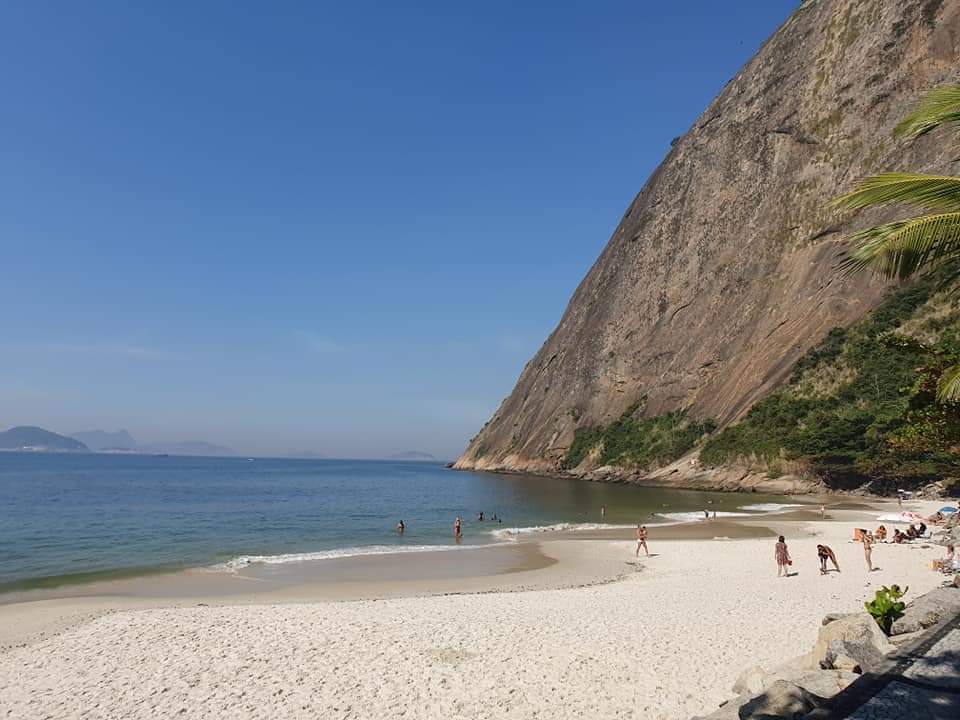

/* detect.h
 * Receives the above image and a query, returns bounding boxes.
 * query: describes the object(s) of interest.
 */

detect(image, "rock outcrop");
[456,0,960,483]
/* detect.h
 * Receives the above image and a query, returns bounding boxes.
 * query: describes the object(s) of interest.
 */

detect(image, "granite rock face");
[456,0,960,481]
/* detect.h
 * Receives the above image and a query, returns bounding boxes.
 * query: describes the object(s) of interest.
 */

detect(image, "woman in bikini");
[775,536,791,577]
[636,525,649,557]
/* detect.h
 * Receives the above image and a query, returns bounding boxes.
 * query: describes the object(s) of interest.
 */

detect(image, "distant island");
[0,426,236,457]
[0,426,89,453]
[388,451,437,462]
[71,429,137,451]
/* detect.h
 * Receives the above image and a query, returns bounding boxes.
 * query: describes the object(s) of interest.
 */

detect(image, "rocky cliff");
[456,0,960,481]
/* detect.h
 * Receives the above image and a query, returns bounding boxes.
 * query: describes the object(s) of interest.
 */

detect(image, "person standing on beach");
[820,505,825,519]
[863,531,874,571]
[775,536,791,577]
[454,515,462,540]
[636,525,649,557]
[601,505,606,519]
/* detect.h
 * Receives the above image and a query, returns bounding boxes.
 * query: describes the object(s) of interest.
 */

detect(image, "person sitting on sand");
[906,525,918,540]
[893,529,905,544]
[817,544,840,574]
[917,522,927,537]
[636,525,649,558]
[876,525,887,542]
[397,520,405,534]
[775,536,791,577]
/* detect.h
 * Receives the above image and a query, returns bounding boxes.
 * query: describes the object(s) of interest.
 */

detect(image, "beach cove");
[0,498,950,719]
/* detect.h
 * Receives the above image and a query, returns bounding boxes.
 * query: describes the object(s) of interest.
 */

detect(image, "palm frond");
[937,363,960,403]
[840,212,960,280]
[831,174,960,213]
[895,85,960,138]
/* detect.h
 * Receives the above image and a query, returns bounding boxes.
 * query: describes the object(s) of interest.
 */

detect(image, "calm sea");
[0,453,800,592]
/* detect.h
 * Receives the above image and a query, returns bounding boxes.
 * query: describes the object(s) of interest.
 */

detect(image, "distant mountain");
[0,426,89,453]
[136,441,236,457]
[70,429,137,452]
[389,451,437,462]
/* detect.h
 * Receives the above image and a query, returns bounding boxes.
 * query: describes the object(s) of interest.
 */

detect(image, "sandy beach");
[0,499,953,720]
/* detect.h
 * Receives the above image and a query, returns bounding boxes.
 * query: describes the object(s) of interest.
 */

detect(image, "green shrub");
[699,274,960,490]
[865,585,908,635]
[563,402,717,471]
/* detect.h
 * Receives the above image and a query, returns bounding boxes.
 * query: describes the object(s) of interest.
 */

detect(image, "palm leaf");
[895,85,960,138]
[937,363,960,403]
[840,212,960,280]
[831,174,960,213]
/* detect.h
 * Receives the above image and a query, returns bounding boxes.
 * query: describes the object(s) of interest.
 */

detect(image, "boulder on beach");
[736,680,824,719]
[822,639,886,674]
[812,613,894,669]
[890,586,960,636]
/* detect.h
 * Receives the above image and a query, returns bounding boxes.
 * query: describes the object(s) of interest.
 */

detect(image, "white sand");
[0,506,951,720]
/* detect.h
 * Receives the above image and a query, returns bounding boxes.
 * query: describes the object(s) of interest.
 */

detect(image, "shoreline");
[2,497,952,719]
[0,497,904,642]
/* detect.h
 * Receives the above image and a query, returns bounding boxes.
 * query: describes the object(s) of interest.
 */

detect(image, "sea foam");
[737,503,805,513]
[489,522,637,541]
[217,544,481,571]
[655,511,754,522]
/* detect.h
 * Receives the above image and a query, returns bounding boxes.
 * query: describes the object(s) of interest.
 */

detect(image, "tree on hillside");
[832,85,960,401]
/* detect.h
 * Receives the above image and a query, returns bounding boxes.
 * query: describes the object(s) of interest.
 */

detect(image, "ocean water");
[0,453,801,592]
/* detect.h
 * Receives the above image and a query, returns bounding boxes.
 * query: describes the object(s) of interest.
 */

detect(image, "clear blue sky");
[0,1,798,458]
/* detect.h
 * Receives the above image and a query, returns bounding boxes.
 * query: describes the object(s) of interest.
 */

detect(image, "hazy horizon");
[1,1,797,459]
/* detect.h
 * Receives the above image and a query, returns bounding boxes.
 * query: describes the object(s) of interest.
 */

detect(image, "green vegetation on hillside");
[832,84,960,401]
[563,400,716,470]
[699,274,960,492]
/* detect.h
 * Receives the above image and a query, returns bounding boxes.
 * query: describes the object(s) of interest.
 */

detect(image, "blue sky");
[0,1,798,458]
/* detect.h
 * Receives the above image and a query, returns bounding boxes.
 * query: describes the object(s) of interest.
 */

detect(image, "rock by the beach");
[701,670,855,720]
[889,629,926,647]
[822,639,887,674]
[736,680,823,719]
[890,587,960,636]
[785,669,858,697]
[811,613,894,669]
[820,612,856,627]
[732,666,772,696]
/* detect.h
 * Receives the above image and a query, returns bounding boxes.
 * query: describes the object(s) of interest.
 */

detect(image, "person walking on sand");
[817,544,840,574]
[454,515,462,540]
[775,536,791,577]
[636,524,649,557]
[863,531,874,571]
